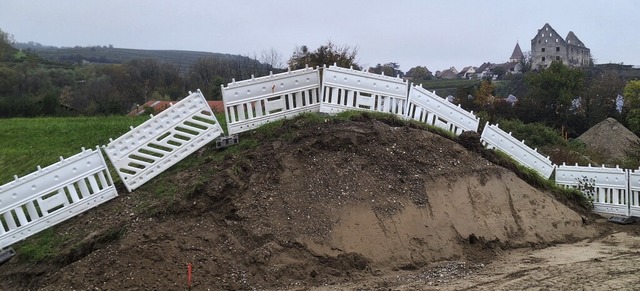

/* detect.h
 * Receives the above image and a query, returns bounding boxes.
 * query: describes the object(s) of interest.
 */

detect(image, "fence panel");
[104,90,223,192]
[480,122,555,179]
[556,164,629,216]
[222,67,321,135]
[320,65,408,116]
[628,169,640,217]
[0,147,117,249]
[406,85,479,135]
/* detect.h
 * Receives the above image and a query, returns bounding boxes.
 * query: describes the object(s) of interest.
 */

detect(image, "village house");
[457,66,476,79]
[435,66,459,79]
[432,24,591,80]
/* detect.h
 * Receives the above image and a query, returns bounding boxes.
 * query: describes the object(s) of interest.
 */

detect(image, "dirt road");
[310,226,640,290]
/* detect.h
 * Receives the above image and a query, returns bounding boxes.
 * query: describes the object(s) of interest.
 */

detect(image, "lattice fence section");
[627,169,640,217]
[320,65,408,115]
[222,67,321,135]
[0,147,117,249]
[104,90,223,192]
[480,122,556,179]
[556,164,629,216]
[406,85,479,135]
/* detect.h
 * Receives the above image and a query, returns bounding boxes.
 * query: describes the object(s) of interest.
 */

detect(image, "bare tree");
[519,51,533,73]
[260,48,285,70]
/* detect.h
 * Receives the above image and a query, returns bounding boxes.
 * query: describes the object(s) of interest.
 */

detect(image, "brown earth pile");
[577,117,639,164]
[0,116,603,290]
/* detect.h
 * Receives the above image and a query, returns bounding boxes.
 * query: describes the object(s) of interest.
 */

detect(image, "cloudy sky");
[1,0,637,72]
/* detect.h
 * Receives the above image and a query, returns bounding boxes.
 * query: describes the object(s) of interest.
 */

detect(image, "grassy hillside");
[0,113,230,185]
[414,79,509,98]
[416,79,481,97]
[0,116,149,185]
[13,44,266,72]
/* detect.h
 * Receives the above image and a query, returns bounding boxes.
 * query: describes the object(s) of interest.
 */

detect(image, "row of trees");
[0,37,415,117]
[0,56,280,117]
[286,42,433,81]
[4,27,442,117]
[0,27,285,116]
[457,61,635,136]
[2,29,639,140]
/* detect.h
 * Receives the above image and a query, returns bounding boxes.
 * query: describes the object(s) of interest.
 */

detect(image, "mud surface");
[1,116,631,290]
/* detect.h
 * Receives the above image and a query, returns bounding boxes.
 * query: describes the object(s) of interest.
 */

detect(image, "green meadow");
[0,116,149,185]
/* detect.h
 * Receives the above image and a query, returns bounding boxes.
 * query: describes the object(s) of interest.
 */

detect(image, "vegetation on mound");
[492,118,599,166]
[455,130,593,214]
[5,111,592,265]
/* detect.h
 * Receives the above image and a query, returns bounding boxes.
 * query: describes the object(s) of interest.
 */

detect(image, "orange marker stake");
[187,262,192,290]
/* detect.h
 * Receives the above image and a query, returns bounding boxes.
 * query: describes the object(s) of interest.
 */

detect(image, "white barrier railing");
[0,147,117,249]
[320,65,408,116]
[627,169,640,217]
[104,90,223,192]
[556,164,629,216]
[222,67,321,135]
[9,68,640,253]
[406,85,479,135]
[480,122,555,179]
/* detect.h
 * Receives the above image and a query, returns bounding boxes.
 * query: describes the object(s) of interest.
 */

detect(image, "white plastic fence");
[104,90,223,192]
[10,66,640,254]
[222,67,321,135]
[0,147,117,249]
[556,164,629,216]
[320,65,408,116]
[626,169,640,217]
[406,85,480,135]
[480,122,555,179]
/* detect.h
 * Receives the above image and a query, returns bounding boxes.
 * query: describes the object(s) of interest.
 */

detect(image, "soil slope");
[0,116,603,290]
[577,117,640,163]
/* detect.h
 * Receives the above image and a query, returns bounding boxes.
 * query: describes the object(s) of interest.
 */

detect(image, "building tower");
[509,42,524,63]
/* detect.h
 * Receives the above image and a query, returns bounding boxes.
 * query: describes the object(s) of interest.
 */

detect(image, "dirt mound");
[0,117,603,290]
[577,117,639,163]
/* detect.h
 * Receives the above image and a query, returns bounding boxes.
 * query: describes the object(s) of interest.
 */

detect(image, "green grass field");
[0,113,229,186]
[417,79,481,90]
[0,116,150,185]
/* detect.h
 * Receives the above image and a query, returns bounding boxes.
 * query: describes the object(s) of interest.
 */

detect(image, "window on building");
[542,57,546,62]
[556,47,560,52]
[556,56,560,61]
[546,27,548,31]
[556,38,558,43]
[542,47,545,52]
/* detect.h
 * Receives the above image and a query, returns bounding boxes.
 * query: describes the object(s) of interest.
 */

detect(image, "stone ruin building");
[531,23,591,69]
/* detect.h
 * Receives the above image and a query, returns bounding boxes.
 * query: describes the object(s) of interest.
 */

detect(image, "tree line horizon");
[2,29,640,139]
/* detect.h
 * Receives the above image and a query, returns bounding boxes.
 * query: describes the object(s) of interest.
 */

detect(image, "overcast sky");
[1,0,637,72]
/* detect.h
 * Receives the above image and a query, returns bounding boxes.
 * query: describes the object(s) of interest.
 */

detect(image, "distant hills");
[12,42,268,73]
